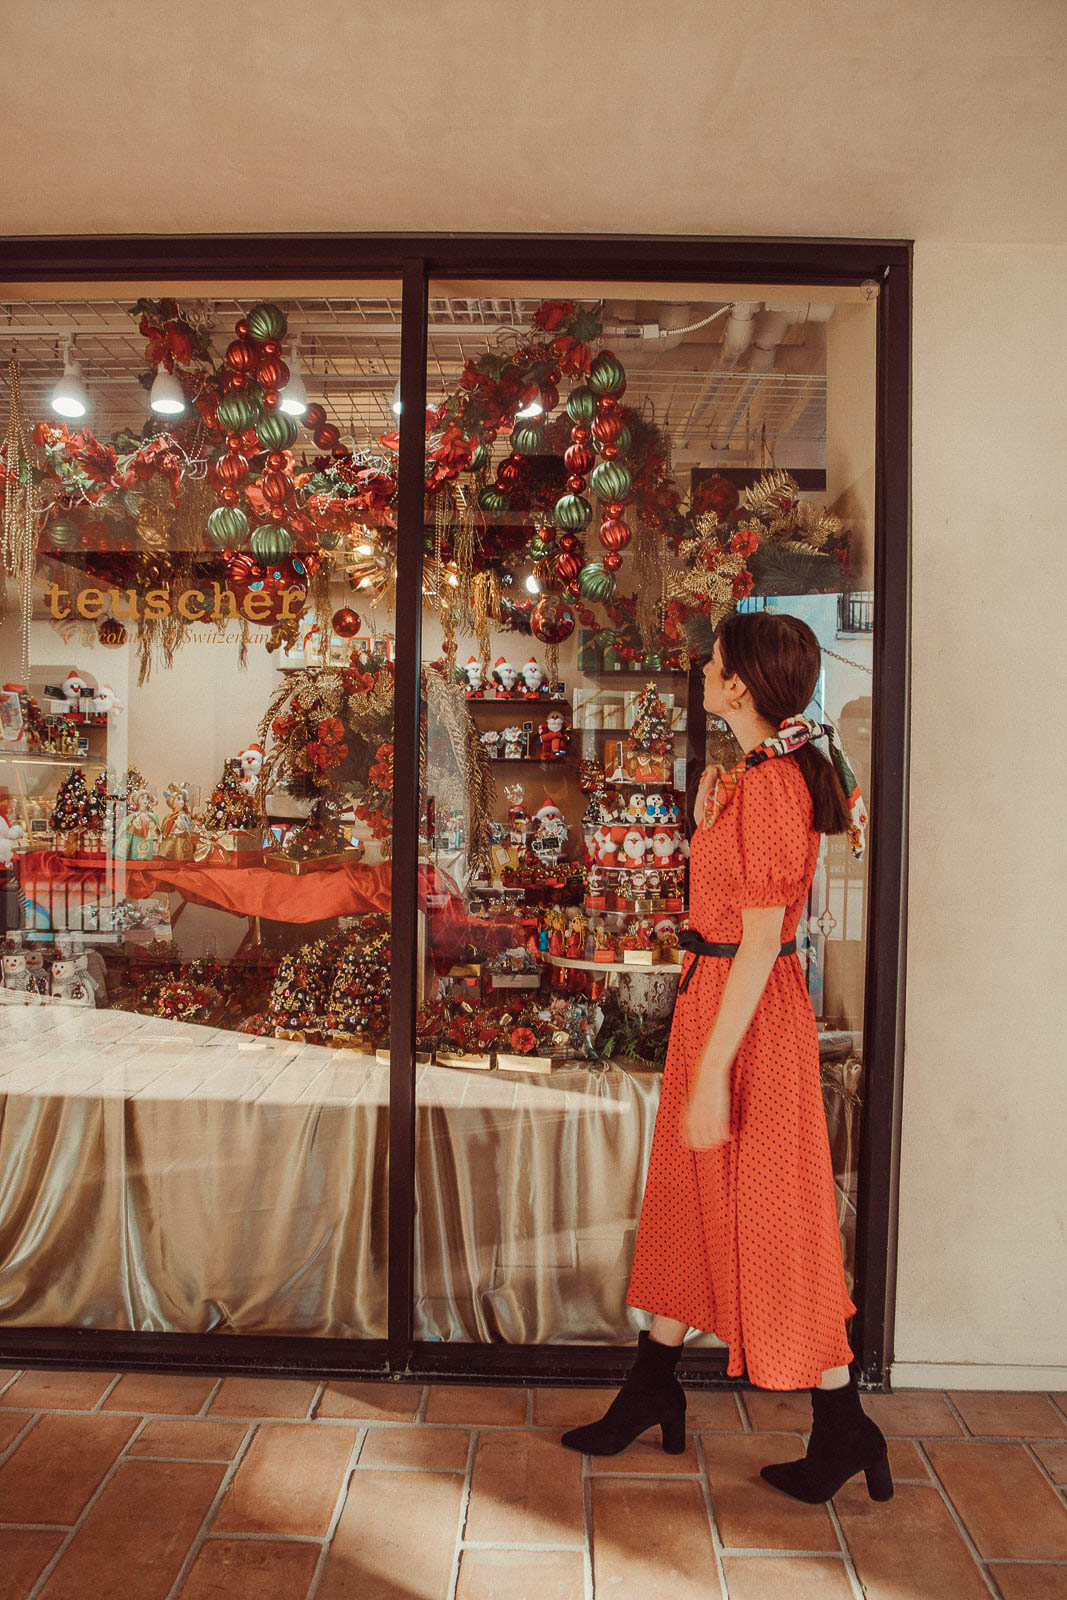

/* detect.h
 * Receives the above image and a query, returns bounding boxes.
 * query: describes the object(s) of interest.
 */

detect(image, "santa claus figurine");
[61,670,91,706]
[538,710,569,760]
[651,827,677,869]
[462,657,486,698]
[521,657,546,699]
[622,827,647,867]
[492,657,519,699]
[237,744,265,797]
[532,797,568,862]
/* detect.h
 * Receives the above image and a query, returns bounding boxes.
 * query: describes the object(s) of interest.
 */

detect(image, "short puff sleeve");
[726,758,814,909]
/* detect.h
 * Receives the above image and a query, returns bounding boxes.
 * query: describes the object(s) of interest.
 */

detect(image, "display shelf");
[548,954,682,975]
[1,753,101,767]
[467,697,569,708]
[489,756,573,765]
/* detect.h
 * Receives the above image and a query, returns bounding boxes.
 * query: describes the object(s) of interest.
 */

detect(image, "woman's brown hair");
[716,610,850,836]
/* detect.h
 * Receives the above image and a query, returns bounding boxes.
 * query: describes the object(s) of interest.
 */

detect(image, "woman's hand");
[681,1075,733,1150]
[693,764,725,826]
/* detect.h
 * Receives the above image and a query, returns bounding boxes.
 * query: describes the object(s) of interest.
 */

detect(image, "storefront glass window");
[0,285,401,1339]
[413,283,875,1344]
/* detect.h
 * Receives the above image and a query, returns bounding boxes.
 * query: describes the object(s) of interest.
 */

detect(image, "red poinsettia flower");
[306,740,330,769]
[551,334,592,377]
[729,525,760,556]
[532,300,574,333]
[510,1026,537,1054]
[318,717,345,745]
[732,569,755,599]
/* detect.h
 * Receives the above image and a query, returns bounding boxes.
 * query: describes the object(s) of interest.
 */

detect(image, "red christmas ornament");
[603,551,624,571]
[216,454,249,487]
[332,606,361,638]
[530,596,576,644]
[315,423,340,451]
[599,394,620,412]
[564,443,595,474]
[599,518,631,551]
[600,444,620,460]
[225,339,254,373]
[554,552,582,585]
[219,486,240,506]
[265,451,286,471]
[261,340,281,357]
[304,403,327,432]
[261,471,290,506]
[497,458,522,489]
[556,533,580,554]
[592,412,625,445]
[539,380,559,412]
[235,319,249,338]
[268,506,287,524]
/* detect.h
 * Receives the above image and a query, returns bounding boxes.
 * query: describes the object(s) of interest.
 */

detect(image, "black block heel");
[660,1412,686,1454]
[864,1447,894,1501]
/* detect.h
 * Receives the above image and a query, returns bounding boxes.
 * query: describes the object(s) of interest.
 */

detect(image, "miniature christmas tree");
[50,766,89,835]
[265,935,342,1036]
[326,916,391,1043]
[626,681,673,759]
[204,760,260,833]
[83,772,109,838]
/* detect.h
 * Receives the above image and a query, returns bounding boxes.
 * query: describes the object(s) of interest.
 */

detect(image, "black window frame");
[0,234,911,1391]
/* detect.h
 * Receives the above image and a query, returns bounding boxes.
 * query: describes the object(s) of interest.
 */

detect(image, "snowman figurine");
[463,657,486,698]
[93,684,122,716]
[1,950,38,1004]
[625,793,644,824]
[520,656,546,699]
[492,657,520,700]
[61,670,91,708]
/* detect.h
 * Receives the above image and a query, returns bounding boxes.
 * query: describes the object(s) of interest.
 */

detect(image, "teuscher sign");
[44,582,304,624]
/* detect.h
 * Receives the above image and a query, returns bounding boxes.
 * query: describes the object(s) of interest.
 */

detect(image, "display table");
[17,851,469,967]
[0,1005,679,1345]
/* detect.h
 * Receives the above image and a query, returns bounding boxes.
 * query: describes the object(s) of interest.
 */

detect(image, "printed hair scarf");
[703,715,867,859]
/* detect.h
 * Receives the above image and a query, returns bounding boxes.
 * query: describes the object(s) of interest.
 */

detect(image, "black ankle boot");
[560,1330,686,1456]
[759,1368,894,1503]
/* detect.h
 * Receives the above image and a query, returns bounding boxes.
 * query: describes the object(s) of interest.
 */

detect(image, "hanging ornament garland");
[0,360,42,678]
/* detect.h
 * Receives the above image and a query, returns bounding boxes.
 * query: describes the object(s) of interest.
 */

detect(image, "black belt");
[676,929,797,992]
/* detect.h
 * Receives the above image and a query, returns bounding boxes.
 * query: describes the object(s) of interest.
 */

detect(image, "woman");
[561,611,893,1506]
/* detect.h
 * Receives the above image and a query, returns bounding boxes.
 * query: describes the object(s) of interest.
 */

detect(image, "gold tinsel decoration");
[256,662,396,802]
[135,550,197,685]
[742,467,801,521]
[422,666,495,875]
[1,360,42,679]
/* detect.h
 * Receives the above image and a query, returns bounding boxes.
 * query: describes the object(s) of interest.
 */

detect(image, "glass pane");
[0,285,401,1339]
[413,283,876,1345]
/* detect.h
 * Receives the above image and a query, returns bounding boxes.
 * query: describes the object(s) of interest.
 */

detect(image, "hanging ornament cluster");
[207,303,301,561]
[541,349,633,599]
[477,367,562,520]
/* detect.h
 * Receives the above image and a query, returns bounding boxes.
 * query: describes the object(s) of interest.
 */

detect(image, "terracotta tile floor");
[1,1367,1065,1599]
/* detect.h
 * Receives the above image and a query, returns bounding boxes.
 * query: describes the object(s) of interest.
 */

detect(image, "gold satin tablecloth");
[0,1007,680,1344]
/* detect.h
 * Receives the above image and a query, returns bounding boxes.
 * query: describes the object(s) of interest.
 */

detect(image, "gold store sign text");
[45,582,304,624]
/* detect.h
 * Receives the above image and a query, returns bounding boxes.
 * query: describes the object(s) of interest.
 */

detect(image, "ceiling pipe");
[718,302,761,370]
[747,308,794,373]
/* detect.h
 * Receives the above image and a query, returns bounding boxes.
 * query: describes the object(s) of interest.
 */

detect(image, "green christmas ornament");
[207,505,250,550]
[592,628,618,651]
[245,302,288,344]
[566,386,597,425]
[587,351,626,396]
[256,410,299,452]
[316,527,343,551]
[554,493,592,532]
[590,460,632,503]
[217,392,261,432]
[510,421,544,456]
[478,487,511,515]
[470,442,489,471]
[45,516,79,550]
[577,561,617,603]
[251,524,293,562]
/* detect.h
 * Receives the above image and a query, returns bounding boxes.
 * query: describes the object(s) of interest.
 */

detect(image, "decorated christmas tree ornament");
[45,516,80,550]
[470,442,489,470]
[577,560,617,602]
[599,517,632,551]
[303,402,327,433]
[587,351,627,396]
[553,551,582,586]
[256,409,299,452]
[217,392,261,433]
[331,607,361,638]
[566,385,597,424]
[530,595,576,644]
[591,410,626,446]
[590,460,632,503]
[97,617,127,648]
[603,551,624,572]
[511,420,544,456]
[207,505,249,550]
[563,442,595,475]
[245,302,288,344]
[554,493,592,533]
[251,524,293,562]
[478,487,510,516]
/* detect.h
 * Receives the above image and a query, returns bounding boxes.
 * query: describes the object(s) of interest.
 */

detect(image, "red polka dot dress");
[626,755,857,1390]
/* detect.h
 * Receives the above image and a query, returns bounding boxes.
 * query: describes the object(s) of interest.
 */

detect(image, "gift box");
[495,1051,562,1074]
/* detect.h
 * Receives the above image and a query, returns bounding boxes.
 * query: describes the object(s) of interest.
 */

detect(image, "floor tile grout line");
[305,1426,367,1600]
[694,1433,731,1599]
[22,1409,168,1600]
[823,1496,868,1600]
[161,1421,261,1600]
[581,1447,595,1600]
[942,1390,975,1435]
[914,1440,1005,1600]
[442,1426,478,1600]
[1023,1439,1067,1496]
[0,1410,41,1470]
[1048,1394,1067,1427]
[413,1384,430,1424]
[196,1377,224,1418]
[734,1390,752,1433]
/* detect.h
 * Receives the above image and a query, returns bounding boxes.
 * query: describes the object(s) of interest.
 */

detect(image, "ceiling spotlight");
[516,399,543,419]
[279,348,309,416]
[525,574,541,595]
[51,342,88,419]
[391,378,402,416]
[150,367,186,416]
